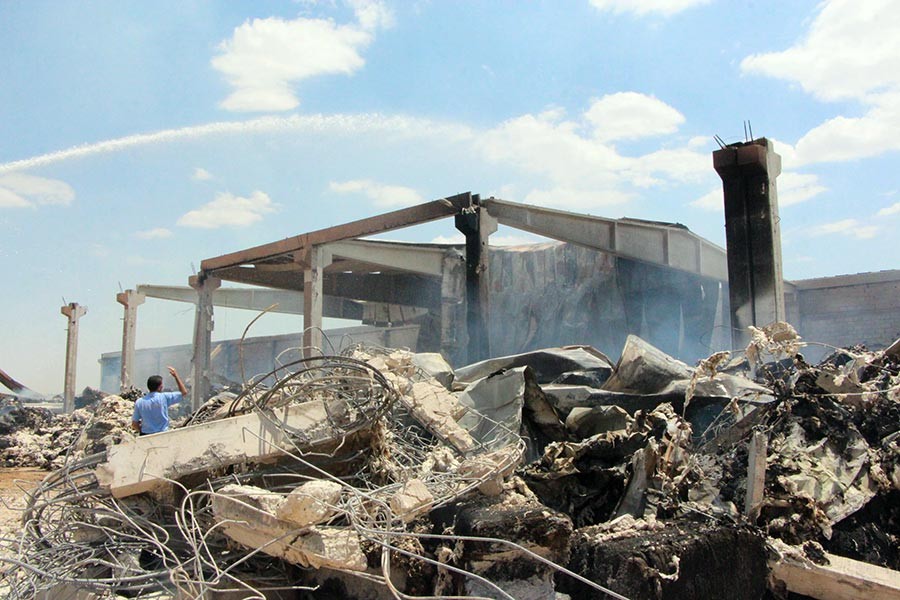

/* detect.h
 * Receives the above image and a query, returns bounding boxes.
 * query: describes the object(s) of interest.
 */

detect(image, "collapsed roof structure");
[180,192,730,410]
[4,138,899,599]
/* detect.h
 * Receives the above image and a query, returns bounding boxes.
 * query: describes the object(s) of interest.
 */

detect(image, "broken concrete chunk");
[275,480,342,527]
[457,446,523,496]
[219,483,284,515]
[211,492,366,572]
[389,478,434,522]
[404,380,476,453]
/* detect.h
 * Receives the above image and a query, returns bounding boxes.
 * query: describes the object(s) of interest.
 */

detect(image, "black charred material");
[560,522,768,600]
[522,367,569,456]
[522,433,649,527]
[827,490,900,569]
[431,496,573,583]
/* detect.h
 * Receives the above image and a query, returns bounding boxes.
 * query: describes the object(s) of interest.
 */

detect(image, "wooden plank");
[745,430,767,521]
[201,194,472,272]
[769,540,900,600]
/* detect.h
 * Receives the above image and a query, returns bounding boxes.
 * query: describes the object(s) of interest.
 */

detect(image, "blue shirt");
[132,391,182,434]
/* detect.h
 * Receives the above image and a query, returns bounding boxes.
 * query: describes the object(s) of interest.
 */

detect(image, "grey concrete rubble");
[2,330,899,600]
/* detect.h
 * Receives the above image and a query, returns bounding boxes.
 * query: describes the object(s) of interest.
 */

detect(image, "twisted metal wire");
[0,345,620,599]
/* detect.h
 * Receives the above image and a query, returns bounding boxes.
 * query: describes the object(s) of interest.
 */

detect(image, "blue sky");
[1,0,898,394]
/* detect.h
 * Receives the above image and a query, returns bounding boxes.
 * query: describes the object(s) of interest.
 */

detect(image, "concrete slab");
[96,400,349,498]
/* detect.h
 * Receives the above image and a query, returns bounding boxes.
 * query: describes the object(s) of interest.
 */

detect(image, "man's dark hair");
[147,375,163,392]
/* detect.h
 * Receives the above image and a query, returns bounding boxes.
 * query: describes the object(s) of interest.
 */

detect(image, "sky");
[1,0,899,394]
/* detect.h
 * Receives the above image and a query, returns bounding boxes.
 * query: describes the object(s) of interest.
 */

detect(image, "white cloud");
[688,135,712,150]
[136,227,174,240]
[741,0,900,103]
[877,202,900,217]
[177,191,277,229]
[212,1,392,112]
[329,179,424,207]
[631,146,708,186]
[690,188,721,212]
[478,96,706,207]
[778,172,826,207]
[741,0,900,165]
[807,218,879,240]
[792,94,900,164]
[192,167,213,181]
[585,92,685,141]
[589,0,711,17]
[479,110,630,190]
[0,188,31,208]
[0,173,74,208]
[348,0,394,30]
[0,113,474,174]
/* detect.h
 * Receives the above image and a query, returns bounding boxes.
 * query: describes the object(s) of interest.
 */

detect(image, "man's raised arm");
[167,366,188,397]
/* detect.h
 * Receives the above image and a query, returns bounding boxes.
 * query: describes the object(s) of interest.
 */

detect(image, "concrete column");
[454,198,497,363]
[714,138,784,349]
[116,289,146,391]
[439,249,466,366]
[300,246,332,358]
[189,274,221,410]
[60,302,87,413]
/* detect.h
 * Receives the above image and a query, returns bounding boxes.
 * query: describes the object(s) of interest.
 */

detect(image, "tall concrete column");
[189,274,221,410]
[714,138,784,348]
[454,197,497,363]
[116,289,146,391]
[60,302,87,413]
[300,245,332,358]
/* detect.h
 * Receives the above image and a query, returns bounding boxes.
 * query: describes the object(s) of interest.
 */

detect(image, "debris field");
[0,323,898,599]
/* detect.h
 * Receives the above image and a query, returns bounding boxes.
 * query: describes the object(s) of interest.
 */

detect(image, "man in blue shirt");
[132,366,187,435]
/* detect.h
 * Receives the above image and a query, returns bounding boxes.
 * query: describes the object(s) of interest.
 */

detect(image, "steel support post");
[454,197,497,363]
[714,138,784,349]
[189,274,221,410]
[60,302,87,413]
[116,289,146,391]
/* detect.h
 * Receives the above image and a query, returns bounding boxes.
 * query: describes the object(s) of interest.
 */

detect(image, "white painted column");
[189,274,221,410]
[116,289,146,391]
[301,246,331,358]
[60,302,87,413]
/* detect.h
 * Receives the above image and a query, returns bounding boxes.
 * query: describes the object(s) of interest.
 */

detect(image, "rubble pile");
[0,326,898,599]
[0,394,134,469]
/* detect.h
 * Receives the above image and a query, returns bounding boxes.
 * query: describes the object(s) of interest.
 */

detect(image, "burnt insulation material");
[560,522,768,600]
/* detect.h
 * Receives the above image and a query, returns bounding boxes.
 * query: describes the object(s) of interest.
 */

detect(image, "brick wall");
[791,270,900,360]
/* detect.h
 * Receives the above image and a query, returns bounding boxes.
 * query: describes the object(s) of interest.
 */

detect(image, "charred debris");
[1,324,899,600]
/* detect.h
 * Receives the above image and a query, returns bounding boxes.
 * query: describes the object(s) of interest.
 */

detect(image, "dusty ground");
[0,467,47,540]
